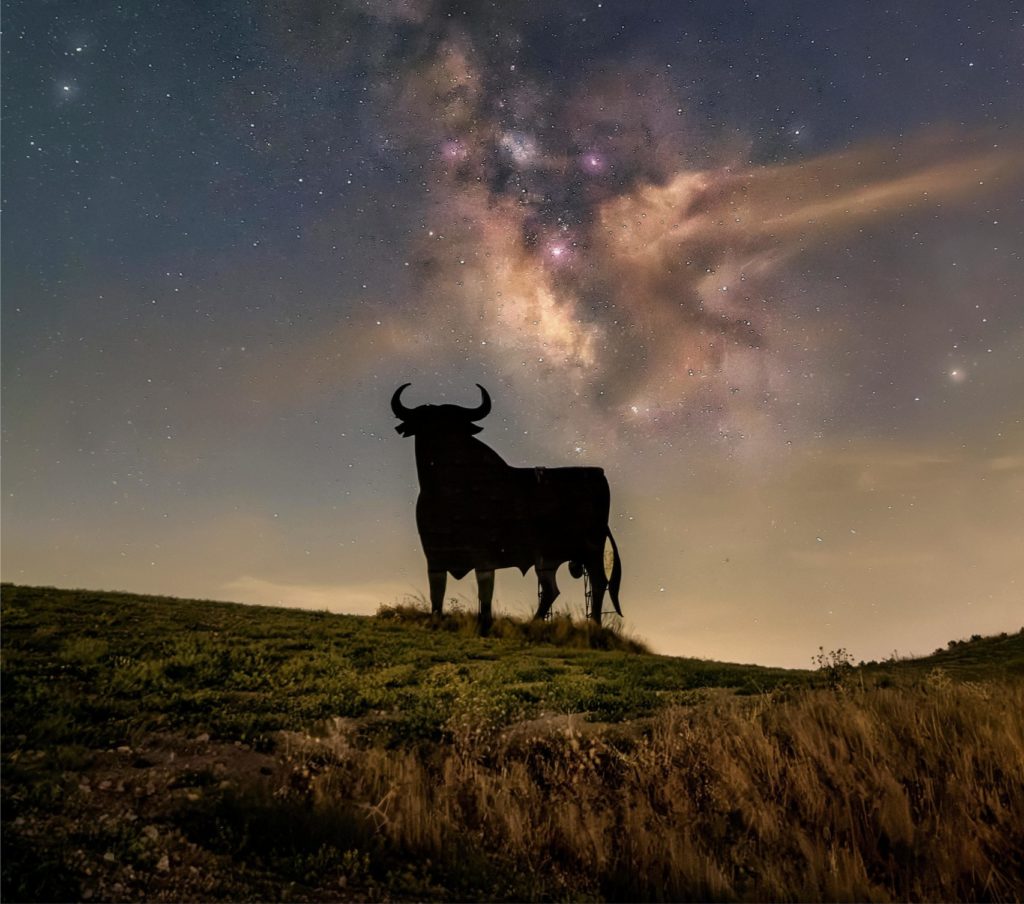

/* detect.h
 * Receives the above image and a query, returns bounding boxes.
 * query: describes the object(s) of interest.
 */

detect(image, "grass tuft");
[377,596,650,653]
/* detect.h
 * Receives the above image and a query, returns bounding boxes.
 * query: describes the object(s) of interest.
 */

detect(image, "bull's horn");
[465,384,491,420]
[391,383,413,419]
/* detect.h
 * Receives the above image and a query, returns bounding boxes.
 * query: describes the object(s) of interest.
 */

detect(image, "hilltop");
[3,583,1022,902]
[1,583,807,750]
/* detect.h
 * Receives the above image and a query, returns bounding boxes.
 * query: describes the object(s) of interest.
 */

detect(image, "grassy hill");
[3,583,1022,901]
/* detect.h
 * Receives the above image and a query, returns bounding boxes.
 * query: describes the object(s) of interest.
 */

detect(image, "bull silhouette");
[392,383,622,633]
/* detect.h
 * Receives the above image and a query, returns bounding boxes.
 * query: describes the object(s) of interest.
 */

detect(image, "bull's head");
[391,383,492,437]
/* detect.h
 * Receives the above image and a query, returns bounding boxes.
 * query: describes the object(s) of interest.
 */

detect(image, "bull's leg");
[428,570,446,616]
[534,568,560,620]
[587,555,609,624]
[476,568,494,636]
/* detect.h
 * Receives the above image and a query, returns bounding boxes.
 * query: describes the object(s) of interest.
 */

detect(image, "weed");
[812,646,855,690]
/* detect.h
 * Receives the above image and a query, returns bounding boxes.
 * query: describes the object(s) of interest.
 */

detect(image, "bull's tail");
[606,527,623,616]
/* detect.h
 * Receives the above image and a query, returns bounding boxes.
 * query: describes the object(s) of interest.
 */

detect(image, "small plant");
[812,646,854,689]
[59,636,109,667]
[925,667,953,693]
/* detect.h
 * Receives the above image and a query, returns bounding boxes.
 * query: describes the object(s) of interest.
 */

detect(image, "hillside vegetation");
[3,583,1023,901]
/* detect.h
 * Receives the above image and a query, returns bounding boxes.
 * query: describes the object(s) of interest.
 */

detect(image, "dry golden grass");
[295,679,1024,901]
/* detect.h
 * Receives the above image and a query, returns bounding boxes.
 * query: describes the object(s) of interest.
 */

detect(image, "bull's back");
[524,466,609,527]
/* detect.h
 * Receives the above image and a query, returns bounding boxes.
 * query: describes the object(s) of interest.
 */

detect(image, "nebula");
[265,2,1022,449]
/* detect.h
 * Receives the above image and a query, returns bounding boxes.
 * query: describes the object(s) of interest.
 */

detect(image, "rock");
[195,733,210,743]
[157,854,170,872]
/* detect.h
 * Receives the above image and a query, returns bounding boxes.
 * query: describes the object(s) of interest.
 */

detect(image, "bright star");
[545,241,573,265]
[441,139,467,163]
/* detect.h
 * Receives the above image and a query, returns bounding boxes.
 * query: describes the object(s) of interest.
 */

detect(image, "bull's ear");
[395,423,415,436]
[467,424,483,435]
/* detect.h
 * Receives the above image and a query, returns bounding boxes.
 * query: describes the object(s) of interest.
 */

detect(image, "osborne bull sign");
[392,383,622,634]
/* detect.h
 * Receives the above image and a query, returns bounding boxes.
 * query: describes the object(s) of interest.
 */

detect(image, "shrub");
[812,646,855,689]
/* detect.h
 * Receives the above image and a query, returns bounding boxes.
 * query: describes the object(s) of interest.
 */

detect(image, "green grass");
[0,584,807,752]
[3,583,1022,902]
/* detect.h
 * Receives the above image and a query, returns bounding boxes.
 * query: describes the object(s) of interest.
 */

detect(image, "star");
[545,240,574,265]
[441,139,468,163]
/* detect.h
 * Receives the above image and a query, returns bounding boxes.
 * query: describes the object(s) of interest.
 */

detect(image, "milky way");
[267,1,1023,453]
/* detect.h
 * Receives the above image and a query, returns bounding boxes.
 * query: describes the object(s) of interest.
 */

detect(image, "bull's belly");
[419,536,535,578]
[416,516,602,577]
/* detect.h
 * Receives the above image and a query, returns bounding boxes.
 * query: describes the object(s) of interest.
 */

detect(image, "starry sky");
[3,0,1023,667]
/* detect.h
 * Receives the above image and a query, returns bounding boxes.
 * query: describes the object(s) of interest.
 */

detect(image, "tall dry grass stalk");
[301,681,1024,901]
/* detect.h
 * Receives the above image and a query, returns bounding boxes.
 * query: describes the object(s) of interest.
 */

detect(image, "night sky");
[4,1,1022,667]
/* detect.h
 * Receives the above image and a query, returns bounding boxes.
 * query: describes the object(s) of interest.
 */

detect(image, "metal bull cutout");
[392,383,622,634]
